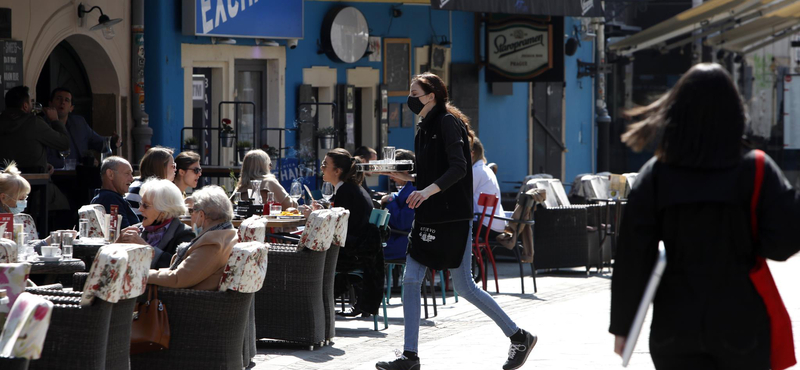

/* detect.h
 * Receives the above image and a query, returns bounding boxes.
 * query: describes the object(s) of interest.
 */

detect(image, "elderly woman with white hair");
[117,178,195,268]
[147,185,237,291]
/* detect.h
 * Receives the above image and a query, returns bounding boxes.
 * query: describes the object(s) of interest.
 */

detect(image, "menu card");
[0,213,11,236]
[108,205,119,242]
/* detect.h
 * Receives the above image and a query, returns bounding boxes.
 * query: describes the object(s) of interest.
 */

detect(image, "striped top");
[125,178,144,218]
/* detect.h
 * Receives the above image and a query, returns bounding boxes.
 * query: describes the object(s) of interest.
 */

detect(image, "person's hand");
[59,230,78,240]
[116,227,147,245]
[46,164,55,175]
[111,132,122,148]
[298,204,313,218]
[381,193,395,205]
[614,335,626,357]
[43,107,58,122]
[311,201,324,211]
[406,185,439,209]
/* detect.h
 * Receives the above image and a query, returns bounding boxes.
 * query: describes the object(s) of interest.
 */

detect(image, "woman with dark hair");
[126,146,176,218]
[173,151,202,196]
[376,73,535,370]
[611,63,800,369]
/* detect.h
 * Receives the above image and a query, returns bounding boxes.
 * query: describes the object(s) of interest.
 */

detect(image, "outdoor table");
[588,198,626,263]
[73,238,109,267]
[20,173,49,234]
[29,258,86,284]
[179,216,306,229]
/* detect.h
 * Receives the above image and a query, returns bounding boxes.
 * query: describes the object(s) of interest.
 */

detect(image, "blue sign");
[182,0,303,39]
[276,158,318,191]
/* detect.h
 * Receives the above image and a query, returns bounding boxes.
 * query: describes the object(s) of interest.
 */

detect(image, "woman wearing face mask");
[147,185,237,291]
[117,178,195,269]
[376,73,535,370]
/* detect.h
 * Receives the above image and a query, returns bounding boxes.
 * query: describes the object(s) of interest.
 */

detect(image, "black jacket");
[610,151,800,357]
[414,104,473,224]
[332,182,373,250]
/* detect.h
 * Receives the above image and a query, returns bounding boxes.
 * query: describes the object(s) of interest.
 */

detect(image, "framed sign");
[485,15,564,82]
[368,36,382,62]
[182,0,303,39]
[430,44,451,86]
[384,38,411,96]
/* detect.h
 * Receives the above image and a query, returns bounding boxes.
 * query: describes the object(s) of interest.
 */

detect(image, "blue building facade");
[143,1,596,192]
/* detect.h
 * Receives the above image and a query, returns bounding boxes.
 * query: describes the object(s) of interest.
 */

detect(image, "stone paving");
[252,256,800,370]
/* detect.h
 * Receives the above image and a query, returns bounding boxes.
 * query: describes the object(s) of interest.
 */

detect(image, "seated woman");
[126,146,176,220]
[235,149,297,210]
[173,151,202,196]
[147,185,237,290]
[117,179,195,268]
[380,149,417,261]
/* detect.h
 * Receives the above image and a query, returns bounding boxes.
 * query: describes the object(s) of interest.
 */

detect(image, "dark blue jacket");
[384,182,416,260]
[90,189,139,229]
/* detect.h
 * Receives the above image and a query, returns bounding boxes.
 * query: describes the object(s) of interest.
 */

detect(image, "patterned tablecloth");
[79,244,154,306]
[218,242,268,293]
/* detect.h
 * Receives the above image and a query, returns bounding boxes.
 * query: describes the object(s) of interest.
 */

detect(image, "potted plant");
[316,126,337,149]
[183,137,199,151]
[220,119,235,147]
[236,140,252,162]
[262,145,280,161]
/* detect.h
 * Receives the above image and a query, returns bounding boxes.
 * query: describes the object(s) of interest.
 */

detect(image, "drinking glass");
[79,219,89,238]
[50,231,61,247]
[321,182,334,201]
[289,181,303,204]
[383,146,396,162]
[270,204,282,215]
[59,149,71,169]
[31,102,43,115]
[62,233,74,259]
[249,180,263,205]
[65,159,77,170]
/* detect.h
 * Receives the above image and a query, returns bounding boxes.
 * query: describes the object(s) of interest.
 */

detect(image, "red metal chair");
[474,193,500,293]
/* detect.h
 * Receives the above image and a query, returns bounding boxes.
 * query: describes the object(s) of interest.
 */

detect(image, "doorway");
[234,60,268,149]
[531,82,565,179]
[36,40,93,126]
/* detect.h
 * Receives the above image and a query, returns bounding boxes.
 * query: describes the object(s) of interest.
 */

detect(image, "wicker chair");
[255,244,327,349]
[322,243,340,343]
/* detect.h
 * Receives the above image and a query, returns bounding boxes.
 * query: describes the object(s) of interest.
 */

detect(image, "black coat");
[332,182,373,250]
[610,151,800,360]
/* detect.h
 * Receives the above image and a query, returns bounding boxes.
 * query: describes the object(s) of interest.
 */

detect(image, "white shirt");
[472,159,506,233]
[334,181,344,194]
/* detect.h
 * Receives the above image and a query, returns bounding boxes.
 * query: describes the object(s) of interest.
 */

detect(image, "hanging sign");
[182,0,303,39]
[485,16,564,83]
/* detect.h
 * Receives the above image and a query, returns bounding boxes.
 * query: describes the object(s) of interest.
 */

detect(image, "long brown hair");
[326,148,364,185]
[139,146,174,180]
[412,72,475,144]
[621,63,746,168]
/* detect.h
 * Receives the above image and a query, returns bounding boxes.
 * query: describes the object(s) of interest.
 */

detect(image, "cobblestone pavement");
[252,256,800,370]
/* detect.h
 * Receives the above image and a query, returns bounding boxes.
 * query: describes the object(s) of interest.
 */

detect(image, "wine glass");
[59,149,71,169]
[249,180,262,204]
[289,181,303,204]
[32,102,44,115]
[321,182,334,201]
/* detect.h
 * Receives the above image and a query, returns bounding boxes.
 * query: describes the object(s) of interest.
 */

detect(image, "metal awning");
[705,1,800,51]
[608,0,769,56]
[431,0,604,17]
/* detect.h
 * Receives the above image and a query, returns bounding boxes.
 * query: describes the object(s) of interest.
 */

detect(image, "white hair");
[191,185,233,222]
[140,178,187,219]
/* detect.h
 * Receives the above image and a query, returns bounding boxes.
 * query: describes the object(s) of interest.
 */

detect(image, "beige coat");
[148,228,237,291]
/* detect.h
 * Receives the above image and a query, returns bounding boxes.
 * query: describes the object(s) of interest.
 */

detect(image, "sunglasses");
[187,167,202,174]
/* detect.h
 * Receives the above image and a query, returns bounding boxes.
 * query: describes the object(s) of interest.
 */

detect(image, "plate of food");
[276,209,304,219]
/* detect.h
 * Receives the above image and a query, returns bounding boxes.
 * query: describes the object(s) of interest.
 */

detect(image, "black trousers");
[649,331,770,370]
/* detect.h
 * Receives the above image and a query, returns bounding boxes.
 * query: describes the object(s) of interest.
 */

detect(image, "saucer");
[37,256,62,262]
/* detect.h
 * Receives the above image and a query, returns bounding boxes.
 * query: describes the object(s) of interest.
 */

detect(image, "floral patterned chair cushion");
[80,244,154,306]
[238,216,268,243]
[78,205,107,238]
[299,209,336,252]
[0,263,30,309]
[12,214,37,240]
[0,292,52,359]
[330,207,350,248]
[0,238,16,263]
[218,242,268,293]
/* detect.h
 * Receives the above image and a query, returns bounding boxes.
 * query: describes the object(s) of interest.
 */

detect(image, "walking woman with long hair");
[376,73,536,370]
[610,63,800,369]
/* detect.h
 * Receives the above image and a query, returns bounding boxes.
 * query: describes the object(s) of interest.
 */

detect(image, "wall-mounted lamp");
[255,39,279,47]
[212,37,236,45]
[78,3,122,40]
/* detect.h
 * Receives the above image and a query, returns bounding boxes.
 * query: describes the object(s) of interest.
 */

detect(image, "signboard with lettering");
[0,40,23,111]
[182,0,303,39]
[485,16,563,83]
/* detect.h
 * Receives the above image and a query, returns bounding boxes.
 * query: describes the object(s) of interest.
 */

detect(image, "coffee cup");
[41,246,60,258]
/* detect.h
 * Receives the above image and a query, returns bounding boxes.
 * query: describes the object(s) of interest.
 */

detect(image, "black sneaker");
[376,352,420,370]
[502,331,537,370]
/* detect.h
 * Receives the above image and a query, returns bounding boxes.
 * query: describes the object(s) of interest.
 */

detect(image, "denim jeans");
[402,224,519,353]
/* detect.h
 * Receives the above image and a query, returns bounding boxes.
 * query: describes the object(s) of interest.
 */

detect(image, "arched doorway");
[36,40,93,126]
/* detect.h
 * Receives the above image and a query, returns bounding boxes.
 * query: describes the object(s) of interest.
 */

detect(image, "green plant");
[262,145,279,157]
[229,169,238,187]
[237,140,252,149]
[183,137,199,146]
[316,126,337,136]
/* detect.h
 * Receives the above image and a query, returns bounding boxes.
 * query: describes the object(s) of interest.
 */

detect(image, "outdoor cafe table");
[29,258,86,284]
[180,216,306,229]
[73,238,109,267]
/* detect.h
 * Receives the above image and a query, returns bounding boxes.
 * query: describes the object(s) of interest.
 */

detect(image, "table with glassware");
[180,216,305,229]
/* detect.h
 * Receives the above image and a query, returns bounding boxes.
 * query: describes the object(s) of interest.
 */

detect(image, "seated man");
[0,86,68,173]
[91,156,138,228]
[46,87,121,169]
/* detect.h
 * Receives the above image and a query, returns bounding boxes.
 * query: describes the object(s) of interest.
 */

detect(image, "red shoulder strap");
[750,150,765,239]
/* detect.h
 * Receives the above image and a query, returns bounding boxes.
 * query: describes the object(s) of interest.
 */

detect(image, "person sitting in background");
[380,149,417,261]
[126,146,176,219]
[471,137,506,239]
[0,86,67,173]
[147,185,237,290]
[173,151,202,196]
[354,145,385,204]
[117,179,195,269]
[91,156,138,228]
[45,87,121,169]
[235,150,297,210]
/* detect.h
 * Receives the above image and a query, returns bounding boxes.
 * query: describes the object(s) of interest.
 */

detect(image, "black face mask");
[407,95,427,115]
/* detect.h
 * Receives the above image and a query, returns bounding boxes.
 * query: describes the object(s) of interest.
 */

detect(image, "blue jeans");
[402,224,519,353]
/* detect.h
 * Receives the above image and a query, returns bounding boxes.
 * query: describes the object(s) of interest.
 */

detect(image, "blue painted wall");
[144,2,595,192]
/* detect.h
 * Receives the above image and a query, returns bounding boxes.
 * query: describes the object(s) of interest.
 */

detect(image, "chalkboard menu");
[383,38,411,96]
[0,40,23,112]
